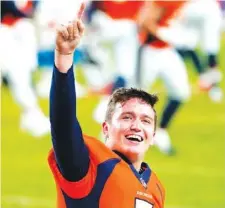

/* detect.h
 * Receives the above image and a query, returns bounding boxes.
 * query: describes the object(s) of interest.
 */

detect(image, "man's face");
[103,98,155,161]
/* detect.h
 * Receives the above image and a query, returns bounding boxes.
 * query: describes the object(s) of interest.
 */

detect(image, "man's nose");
[130,120,141,131]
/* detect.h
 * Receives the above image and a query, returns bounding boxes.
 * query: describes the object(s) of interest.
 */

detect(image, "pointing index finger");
[77,2,85,19]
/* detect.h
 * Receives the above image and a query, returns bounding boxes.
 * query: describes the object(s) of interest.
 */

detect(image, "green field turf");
[2,35,225,208]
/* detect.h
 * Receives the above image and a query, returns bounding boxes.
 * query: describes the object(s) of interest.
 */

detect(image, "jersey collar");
[113,150,151,186]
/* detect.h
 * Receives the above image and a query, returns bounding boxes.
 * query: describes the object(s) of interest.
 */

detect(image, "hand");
[55,3,85,55]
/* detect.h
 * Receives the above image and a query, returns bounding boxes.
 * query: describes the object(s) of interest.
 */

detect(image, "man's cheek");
[112,119,122,129]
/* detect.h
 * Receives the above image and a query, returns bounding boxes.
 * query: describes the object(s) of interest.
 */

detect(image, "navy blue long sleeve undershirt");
[50,64,90,181]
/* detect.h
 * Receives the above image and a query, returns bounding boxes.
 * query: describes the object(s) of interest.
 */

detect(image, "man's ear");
[102,121,109,139]
[150,132,155,146]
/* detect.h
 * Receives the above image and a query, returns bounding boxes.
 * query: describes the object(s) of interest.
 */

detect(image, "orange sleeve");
[48,149,97,199]
[48,135,119,199]
[154,173,166,207]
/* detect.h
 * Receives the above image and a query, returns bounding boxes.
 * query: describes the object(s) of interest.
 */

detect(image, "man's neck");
[132,160,142,172]
[113,150,143,173]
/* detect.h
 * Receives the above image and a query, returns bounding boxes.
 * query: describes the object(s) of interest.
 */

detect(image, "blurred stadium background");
[1,0,225,208]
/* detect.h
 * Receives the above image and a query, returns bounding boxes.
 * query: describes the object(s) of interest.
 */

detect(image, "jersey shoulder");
[150,171,166,207]
[84,134,120,165]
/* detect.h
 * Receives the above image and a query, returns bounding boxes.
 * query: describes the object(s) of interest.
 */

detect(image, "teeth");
[126,135,142,142]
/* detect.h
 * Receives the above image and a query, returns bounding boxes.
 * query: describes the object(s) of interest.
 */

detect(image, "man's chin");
[122,146,142,159]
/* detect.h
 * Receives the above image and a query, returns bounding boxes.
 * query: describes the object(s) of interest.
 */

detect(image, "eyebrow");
[121,111,154,121]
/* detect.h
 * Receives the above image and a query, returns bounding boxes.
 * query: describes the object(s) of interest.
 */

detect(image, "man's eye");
[143,119,151,124]
[123,116,132,120]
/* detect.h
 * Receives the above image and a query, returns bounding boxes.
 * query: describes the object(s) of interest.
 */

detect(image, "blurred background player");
[0,0,50,137]
[85,0,144,124]
[138,0,191,155]
[175,0,223,102]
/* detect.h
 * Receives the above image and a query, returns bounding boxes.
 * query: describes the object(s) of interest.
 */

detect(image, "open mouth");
[125,135,144,142]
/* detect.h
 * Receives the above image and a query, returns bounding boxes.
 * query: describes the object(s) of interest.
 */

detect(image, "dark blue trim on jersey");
[62,158,120,208]
[129,163,151,189]
[50,64,90,181]
[141,162,151,185]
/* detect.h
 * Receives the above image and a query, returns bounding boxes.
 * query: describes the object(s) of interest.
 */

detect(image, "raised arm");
[50,3,89,181]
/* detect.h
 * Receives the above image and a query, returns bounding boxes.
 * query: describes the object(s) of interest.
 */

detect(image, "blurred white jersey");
[0,20,37,74]
[86,1,143,87]
[139,1,191,101]
[0,23,50,137]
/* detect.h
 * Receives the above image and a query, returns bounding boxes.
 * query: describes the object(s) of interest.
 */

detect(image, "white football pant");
[178,0,223,54]
[0,20,38,110]
[87,10,140,87]
[141,46,191,102]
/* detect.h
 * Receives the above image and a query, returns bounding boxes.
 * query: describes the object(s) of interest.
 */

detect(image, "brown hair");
[105,88,159,131]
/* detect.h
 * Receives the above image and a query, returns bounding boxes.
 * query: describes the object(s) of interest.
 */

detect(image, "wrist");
[55,48,74,55]
[54,49,74,73]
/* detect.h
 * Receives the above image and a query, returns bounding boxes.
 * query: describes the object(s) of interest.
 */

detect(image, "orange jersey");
[140,0,187,48]
[94,0,144,20]
[48,135,165,208]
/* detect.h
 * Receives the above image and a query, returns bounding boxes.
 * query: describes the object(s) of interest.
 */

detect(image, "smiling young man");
[48,3,165,208]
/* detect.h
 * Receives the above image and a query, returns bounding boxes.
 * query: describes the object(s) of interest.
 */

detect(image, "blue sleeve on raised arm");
[50,64,90,181]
